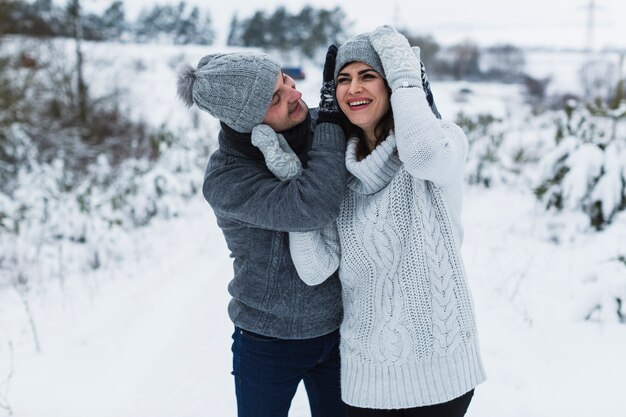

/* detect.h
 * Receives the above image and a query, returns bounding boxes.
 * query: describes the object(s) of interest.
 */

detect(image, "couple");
[177,26,486,417]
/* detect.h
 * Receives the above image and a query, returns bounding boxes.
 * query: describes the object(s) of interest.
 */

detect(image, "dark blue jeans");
[232,327,345,417]
[345,390,474,417]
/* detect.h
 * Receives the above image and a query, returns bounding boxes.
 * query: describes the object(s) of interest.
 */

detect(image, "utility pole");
[584,0,596,55]
[392,1,400,30]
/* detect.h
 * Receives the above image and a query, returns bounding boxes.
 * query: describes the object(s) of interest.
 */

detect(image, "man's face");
[262,72,309,132]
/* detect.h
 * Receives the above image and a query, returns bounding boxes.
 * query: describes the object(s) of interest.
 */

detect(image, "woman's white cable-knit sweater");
[289,87,486,409]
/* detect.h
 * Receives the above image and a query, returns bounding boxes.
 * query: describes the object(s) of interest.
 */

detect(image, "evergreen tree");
[174,6,213,45]
[234,6,347,58]
[240,11,266,48]
[101,0,126,41]
[226,13,242,46]
[266,7,290,52]
[173,3,194,44]
[300,7,346,59]
[31,0,59,36]
[81,12,106,40]
[19,0,68,36]
[0,0,73,37]
[0,0,18,35]
[314,7,345,46]
[134,2,213,45]
[296,6,316,58]
[135,4,173,43]
[196,9,215,45]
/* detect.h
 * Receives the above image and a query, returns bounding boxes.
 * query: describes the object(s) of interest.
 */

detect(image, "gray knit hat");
[334,33,385,81]
[177,52,281,133]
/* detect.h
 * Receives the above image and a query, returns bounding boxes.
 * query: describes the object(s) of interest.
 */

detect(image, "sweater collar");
[345,132,402,195]
[218,112,311,159]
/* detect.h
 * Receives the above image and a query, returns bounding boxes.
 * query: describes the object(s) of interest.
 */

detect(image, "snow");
[3,185,626,417]
[1,38,626,417]
[1,203,232,417]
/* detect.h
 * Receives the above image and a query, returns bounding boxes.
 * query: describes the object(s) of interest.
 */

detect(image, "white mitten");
[251,124,302,180]
[368,25,423,91]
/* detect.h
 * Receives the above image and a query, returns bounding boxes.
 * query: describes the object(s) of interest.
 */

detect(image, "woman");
[253,26,486,416]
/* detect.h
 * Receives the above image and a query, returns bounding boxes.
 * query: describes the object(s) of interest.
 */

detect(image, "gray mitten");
[369,25,423,91]
[251,124,302,180]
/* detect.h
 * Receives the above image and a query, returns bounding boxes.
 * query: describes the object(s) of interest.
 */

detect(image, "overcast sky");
[89,0,625,50]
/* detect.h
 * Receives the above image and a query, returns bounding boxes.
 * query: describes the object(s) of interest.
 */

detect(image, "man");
[177,49,346,417]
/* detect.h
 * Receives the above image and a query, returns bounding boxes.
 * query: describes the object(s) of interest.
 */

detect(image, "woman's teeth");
[349,100,370,107]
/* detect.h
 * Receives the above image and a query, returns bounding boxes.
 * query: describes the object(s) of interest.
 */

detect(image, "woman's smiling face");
[335,62,390,137]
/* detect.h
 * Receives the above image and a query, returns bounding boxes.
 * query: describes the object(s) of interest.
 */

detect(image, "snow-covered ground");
[3,185,625,417]
[1,39,625,417]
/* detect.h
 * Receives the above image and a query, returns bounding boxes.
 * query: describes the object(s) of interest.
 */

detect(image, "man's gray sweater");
[202,111,347,339]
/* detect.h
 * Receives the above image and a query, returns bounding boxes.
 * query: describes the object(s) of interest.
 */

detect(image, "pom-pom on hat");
[176,52,281,133]
[334,33,385,81]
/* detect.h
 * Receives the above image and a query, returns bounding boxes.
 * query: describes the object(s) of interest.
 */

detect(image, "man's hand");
[316,45,341,125]
[251,124,301,180]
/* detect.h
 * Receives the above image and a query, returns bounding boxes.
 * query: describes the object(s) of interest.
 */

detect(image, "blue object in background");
[282,67,306,80]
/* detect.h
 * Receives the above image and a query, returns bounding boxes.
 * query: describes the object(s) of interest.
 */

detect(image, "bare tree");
[402,32,441,71]
[68,0,87,126]
[448,41,481,80]
[483,44,526,82]
[579,59,616,100]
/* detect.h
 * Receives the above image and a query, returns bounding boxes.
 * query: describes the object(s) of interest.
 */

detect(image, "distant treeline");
[0,0,347,56]
[0,0,215,44]
[0,0,538,84]
[226,6,347,59]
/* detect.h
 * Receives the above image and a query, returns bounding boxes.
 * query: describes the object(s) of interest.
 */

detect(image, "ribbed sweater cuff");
[314,122,346,152]
[341,342,486,409]
[389,75,423,92]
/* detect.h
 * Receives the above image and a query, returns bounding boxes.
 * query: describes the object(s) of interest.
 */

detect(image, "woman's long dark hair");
[340,82,394,161]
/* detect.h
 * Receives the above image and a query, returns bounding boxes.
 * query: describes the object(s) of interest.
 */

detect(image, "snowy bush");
[0,37,212,291]
[457,112,505,187]
[0,132,206,289]
[574,256,626,323]
[534,93,626,230]
[0,38,167,181]
[457,111,545,187]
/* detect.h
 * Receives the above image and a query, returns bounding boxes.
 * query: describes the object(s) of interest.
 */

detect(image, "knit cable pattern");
[419,180,461,356]
[360,188,412,365]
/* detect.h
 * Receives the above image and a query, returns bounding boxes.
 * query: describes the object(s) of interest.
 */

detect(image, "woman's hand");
[368,25,423,92]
